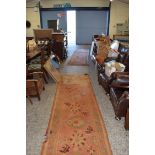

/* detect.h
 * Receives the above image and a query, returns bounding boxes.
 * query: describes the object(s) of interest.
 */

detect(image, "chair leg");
[115,116,121,120]
[124,109,129,130]
[44,68,50,79]
[34,82,41,101]
[98,78,101,85]
[27,95,33,104]
[43,72,48,84]
[37,95,41,100]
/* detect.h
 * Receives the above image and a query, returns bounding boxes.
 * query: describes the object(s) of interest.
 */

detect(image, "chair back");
[33,29,53,42]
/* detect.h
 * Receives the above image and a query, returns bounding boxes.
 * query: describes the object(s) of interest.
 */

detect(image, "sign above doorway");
[53,3,71,8]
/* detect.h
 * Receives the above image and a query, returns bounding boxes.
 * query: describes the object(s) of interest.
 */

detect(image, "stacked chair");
[26,68,45,101]
[33,29,53,57]
[26,45,46,102]
[27,45,49,83]
[26,29,54,102]
[27,29,54,84]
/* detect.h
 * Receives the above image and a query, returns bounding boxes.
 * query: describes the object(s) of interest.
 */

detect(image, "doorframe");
[107,2,111,35]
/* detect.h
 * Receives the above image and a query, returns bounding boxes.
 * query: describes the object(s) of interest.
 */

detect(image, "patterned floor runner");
[41,74,112,155]
[67,49,89,66]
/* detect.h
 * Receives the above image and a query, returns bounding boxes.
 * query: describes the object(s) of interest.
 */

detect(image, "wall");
[26,0,129,38]
[76,10,108,44]
[26,8,40,37]
[26,0,109,37]
[41,11,67,31]
[40,0,109,8]
[109,1,129,38]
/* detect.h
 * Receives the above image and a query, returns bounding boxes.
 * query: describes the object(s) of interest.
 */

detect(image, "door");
[76,10,109,44]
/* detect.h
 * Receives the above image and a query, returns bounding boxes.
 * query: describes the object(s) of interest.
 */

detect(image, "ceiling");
[117,0,129,4]
[26,0,129,5]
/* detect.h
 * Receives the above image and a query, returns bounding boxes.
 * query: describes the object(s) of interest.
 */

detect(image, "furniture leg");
[27,95,33,105]
[124,109,129,130]
[34,82,41,100]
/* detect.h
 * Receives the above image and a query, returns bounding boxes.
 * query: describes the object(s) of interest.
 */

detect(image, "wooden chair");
[26,95,33,104]
[27,46,49,83]
[26,72,45,101]
[33,29,53,42]
[33,29,53,57]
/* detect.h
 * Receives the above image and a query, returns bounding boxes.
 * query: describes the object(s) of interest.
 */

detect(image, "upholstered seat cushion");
[28,64,41,70]
[30,56,41,64]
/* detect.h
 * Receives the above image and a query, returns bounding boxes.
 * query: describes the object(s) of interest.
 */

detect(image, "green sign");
[54,3,71,8]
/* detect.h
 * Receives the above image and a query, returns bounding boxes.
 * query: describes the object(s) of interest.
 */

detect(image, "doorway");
[67,10,76,45]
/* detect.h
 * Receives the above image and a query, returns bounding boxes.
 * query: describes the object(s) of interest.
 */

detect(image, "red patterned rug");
[68,49,89,66]
[41,75,112,155]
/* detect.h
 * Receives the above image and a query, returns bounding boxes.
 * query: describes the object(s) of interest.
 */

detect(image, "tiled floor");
[26,44,129,155]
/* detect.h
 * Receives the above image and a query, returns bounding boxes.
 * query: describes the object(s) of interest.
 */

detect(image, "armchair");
[109,73,129,120]
[98,59,129,94]
[97,50,129,94]
[26,72,45,100]
[110,88,129,120]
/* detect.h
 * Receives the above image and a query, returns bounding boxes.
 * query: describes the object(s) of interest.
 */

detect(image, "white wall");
[26,1,41,37]
[26,8,40,37]
[109,1,129,38]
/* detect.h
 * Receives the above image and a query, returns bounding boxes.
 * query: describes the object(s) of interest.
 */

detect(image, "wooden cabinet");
[52,33,67,61]
[52,33,64,42]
